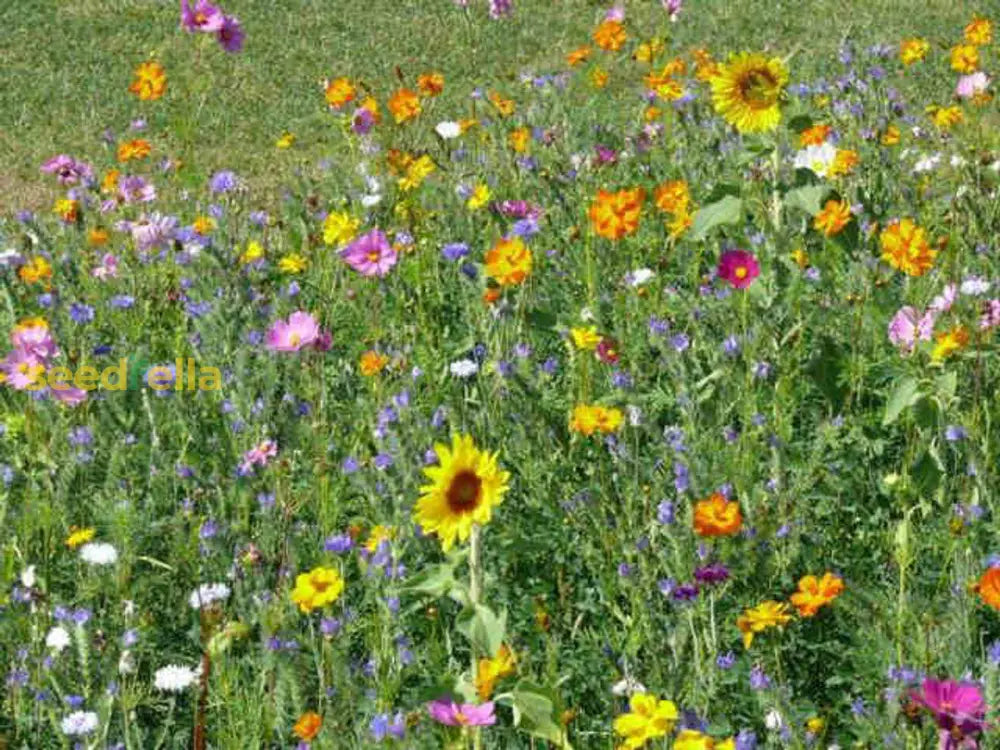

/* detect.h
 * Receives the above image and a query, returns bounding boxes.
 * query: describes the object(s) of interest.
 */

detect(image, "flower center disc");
[447,471,482,513]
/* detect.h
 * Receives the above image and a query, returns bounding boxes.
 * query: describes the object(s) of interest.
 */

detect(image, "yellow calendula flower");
[790,248,809,268]
[192,216,216,235]
[488,90,516,117]
[88,228,109,247]
[880,218,936,276]
[829,149,859,176]
[324,77,356,109]
[674,730,716,750]
[965,15,993,46]
[388,88,421,124]
[570,326,602,351]
[278,253,308,274]
[417,72,445,97]
[668,211,693,239]
[566,46,591,67]
[508,127,531,153]
[813,199,852,236]
[239,241,265,264]
[290,566,344,613]
[633,38,665,63]
[364,525,395,553]
[53,198,78,223]
[66,527,96,549]
[466,184,491,211]
[359,350,389,376]
[710,52,788,133]
[654,180,691,215]
[899,38,929,65]
[475,645,516,700]
[413,434,510,551]
[398,154,436,191]
[323,211,360,247]
[19,256,53,285]
[129,61,167,101]
[931,325,969,362]
[590,67,610,89]
[927,105,964,131]
[485,236,532,287]
[569,404,623,435]
[613,694,678,750]
[101,169,120,194]
[275,132,296,149]
[593,19,626,52]
[806,717,826,735]
[117,138,151,163]
[880,124,901,146]
[736,600,792,648]
[950,44,979,73]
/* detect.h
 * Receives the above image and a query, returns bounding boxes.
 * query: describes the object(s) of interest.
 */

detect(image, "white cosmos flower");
[45,626,71,653]
[765,709,784,730]
[188,583,231,609]
[611,677,647,696]
[154,664,199,692]
[961,276,991,296]
[20,565,36,588]
[435,121,462,139]
[449,359,479,378]
[119,650,136,675]
[79,542,118,566]
[625,268,654,287]
[792,142,837,177]
[61,711,99,736]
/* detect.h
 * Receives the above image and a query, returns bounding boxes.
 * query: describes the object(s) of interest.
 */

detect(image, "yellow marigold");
[417,72,445,97]
[324,77,356,109]
[975,567,1000,610]
[566,46,592,67]
[798,123,832,146]
[790,572,845,617]
[66,527,96,549]
[467,183,491,211]
[880,218,936,276]
[951,44,979,73]
[633,39,665,63]
[117,139,151,163]
[590,68,609,89]
[806,717,826,735]
[570,326,601,350]
[588,188,644,240]
[508,127,531,153]
[813,199,852,236]
[129,61,167,101]
[359,350,389,376]
[668,210,693,239]
[290,566,344,613]
[674,730,716,750]
[736,600,792,648]
[488,90,516,117]
[323,211,360,246]
[710,52,788,133]
[53,198,78,223]
[965,15,993,46]
[899,38,929,65]
[388,88,421,124]
[88,228,109,247]
[275,132,295,149]
[881,124,901,146]
[19,256,53,284]
[829,149,859,176]
[654,180,690,215]
[569,404,623,435]
[278,253,308,273]
[101,169,120,194]
[693,492,742,537]
[644,66,684,100]
[293,712,323,742]
[931,325,969,362]
[593,19,626,52]
[398,154,436,191]
[239,241,265,264]
[485,236,532,286]
[475,645,516,700]
[928,105,964,131]
[790,248,809,268]
[192,216,215,235]
[613,694,678,750]
[692,48,719,81]
[644,106,662,122]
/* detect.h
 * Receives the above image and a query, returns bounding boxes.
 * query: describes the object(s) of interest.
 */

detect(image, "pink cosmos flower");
[180,0,225,32]
[118,175,156,205]
[341,229,398,277]
[239,439,278,475]
[41,155,93,186]
[717,249,760,289]
[11,325,58,362]
[956,72,990,100]
[604,4,625,21]
[51,385,88,406]
[888,306,935,352]
[0,349,45,391]
[909,678,986,750]
[216,15,244,52]
[662,0,683,21]
[928,283,957,315]
[265,311,322,352]
[427,698,496,727]
[92,253,119,281]
[979,299,1000,331]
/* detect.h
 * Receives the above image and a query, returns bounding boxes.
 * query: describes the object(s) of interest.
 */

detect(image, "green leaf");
[456,604,507,657]
[690,196,743,240]
[510,681,572,749]
[883,377,922,426]
[784,184,831,216]
[786,114,814,133]
[403,562,458,599]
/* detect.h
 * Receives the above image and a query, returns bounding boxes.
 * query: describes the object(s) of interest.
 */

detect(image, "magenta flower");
[216,15,245,52]
[41,155,93,186]
[341,229,398,277]
[909,678,986,749]
[888,306,934,352]
[239,439,278,475]
[265,311,322,352]
[717,249,760,289]
[427,698,496,727]
[352,108,376,135]
[180,0,225,32]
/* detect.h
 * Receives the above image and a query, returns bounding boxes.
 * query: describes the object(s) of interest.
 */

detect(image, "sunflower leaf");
[510,681,572,749]
[784,184,831,216]
[690,196,743,241]
[456,603,507,657]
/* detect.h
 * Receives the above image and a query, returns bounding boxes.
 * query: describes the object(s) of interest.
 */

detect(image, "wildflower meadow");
[5,0,1000,748]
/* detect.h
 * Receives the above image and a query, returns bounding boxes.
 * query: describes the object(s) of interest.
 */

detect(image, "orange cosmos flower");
[487,90,516,117]
[790,573,845,617]
[828,149,859,176]
[880,218,936,276]
[976,567,1000,610]
[644,66,685,100]
[927,105,964,131]
[417,72,445,96]
[588,188,644,240]
[88,228,109,247]
[880,124,901,146]
[508,127,531,153]
[931,325,969,363]
[293,712,323,741]
[691,48,719,81]
[965,16,993,46]
[653,180,690,215]
[899,38,929,65]
[590,68,609,89]
[951,44,979,73]
[117,139,151,162]
[18,257,53,285]
[359,350,389,376]
[566,46,592,67]
[101,169,120,194]
[569,404,623,435]
[798,124,832,146]
[128,61,167,101]
[53,198,78,223]
[813,199,852,236]
[692,493,742,537]
[593,20,626,51]
[485,236,532,286]
[324,77,356,109]
[388,88,421,123]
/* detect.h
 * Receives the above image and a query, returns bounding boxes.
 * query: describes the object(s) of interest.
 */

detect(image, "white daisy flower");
[449,359,479,378]
[625,268,654,287]
[188,582,231,609]
[20,565,36,588]
[792,142,837,177]
[435,121,462,139]
[61,711,99,736]
[79,542,118,566]
[611,677,647,696]
[45,626,71,653]
[154,664,199,692]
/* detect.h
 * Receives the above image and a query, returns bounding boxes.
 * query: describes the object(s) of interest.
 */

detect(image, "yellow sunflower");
[414,435,510,551]
[710,52,788,133]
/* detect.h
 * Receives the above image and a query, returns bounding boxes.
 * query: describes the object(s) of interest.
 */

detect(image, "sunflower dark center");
[447,471,482,513]
[739,70,778,108]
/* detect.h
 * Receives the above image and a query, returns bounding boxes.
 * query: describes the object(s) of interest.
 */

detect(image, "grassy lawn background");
[0,0,979,214]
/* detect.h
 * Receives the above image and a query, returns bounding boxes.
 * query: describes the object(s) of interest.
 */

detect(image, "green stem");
[469,524,483,750]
